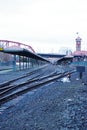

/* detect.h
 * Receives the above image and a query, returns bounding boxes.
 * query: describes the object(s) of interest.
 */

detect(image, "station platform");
[0,65,13,71]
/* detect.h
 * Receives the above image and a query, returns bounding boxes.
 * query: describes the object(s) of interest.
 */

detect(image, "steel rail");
[0,65,47,88]
[0,71,60,97]
[0,70,76,105]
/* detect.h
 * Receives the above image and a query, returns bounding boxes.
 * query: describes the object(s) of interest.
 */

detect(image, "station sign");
[76,66,85,72]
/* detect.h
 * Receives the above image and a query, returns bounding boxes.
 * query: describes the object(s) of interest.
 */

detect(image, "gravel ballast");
[0,67,87,130]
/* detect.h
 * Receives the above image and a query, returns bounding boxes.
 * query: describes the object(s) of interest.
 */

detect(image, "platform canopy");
[55,55,74,64]
[0,47,50,63]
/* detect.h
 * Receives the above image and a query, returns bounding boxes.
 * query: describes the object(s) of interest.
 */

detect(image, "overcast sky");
[0,0,87,53]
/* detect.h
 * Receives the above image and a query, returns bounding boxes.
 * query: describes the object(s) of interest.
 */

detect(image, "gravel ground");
[0,66,87,130]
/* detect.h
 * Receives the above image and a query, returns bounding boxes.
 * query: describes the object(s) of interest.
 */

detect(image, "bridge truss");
[0,40,35,53]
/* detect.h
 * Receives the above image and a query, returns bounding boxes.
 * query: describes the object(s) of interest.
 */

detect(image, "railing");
[72,61,87,66]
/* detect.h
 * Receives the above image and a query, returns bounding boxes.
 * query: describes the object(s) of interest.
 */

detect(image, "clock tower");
[76,36,81,51]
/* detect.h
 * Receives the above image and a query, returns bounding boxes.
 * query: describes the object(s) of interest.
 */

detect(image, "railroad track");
[0,65,76,105]
[0,65,48,88]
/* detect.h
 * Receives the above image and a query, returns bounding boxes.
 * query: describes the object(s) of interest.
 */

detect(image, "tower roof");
[76,36,82,41]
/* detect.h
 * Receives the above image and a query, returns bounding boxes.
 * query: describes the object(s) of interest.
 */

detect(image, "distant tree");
[59,47,72,55]
[0,52,12,62]
[0,43,12,62]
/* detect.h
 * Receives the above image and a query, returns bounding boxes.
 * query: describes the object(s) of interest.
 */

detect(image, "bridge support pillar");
[26,57,27,69]
[27,57,28,69]
[19,56,21,70]
[28,58,30,68]
[13,55,16,71]
[23,56,24,69]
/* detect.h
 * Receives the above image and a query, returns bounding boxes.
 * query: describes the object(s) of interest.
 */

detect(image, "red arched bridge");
[0,40,50,62]
[0,40,35,53]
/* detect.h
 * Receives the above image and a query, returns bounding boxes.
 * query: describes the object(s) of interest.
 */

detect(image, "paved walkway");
[0,65,13,71]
